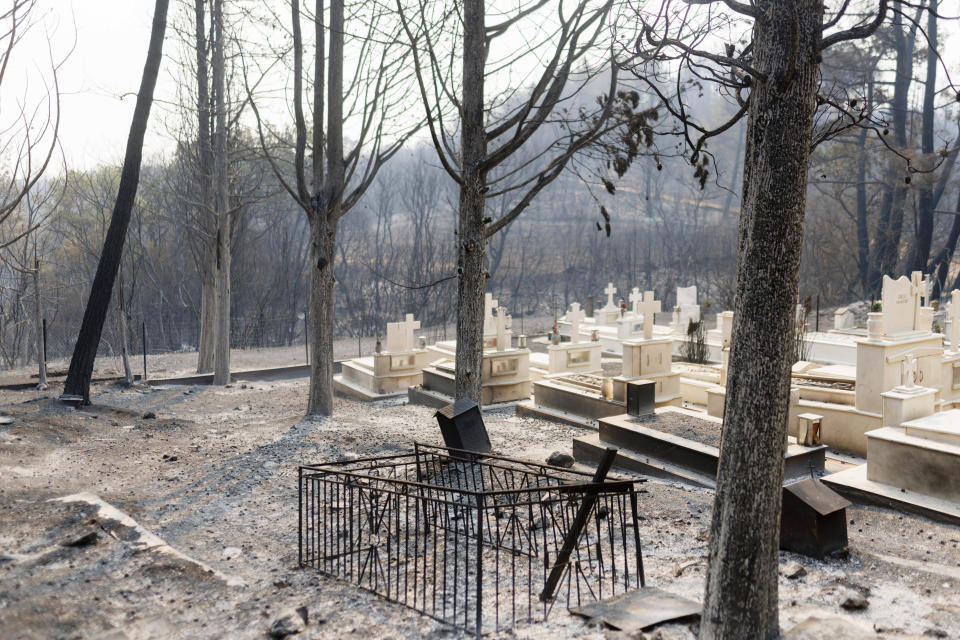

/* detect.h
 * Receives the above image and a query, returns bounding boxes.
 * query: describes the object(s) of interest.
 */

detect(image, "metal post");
[540,447,617,602]
[815,294,820,333]
[475,493,484,636]
[42,318,47,364]
[141,321,147,381]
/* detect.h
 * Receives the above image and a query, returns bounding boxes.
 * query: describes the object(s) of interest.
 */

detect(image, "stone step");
[598,414,719,478]
[865,426,960,504]
[573,433,715,489]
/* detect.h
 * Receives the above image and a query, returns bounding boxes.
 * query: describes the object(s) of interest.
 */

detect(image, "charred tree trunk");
[62,0,168,403]
[195,0,216,373]
[873,5,915,287]
[911,0,937,273]
[700,3,822,639]
[212,0,231,385]
[454,0,487,404]
[306,0,342,416]
[197,245,216,371]
[32,253,46,388]
[856,81,873,296]
[307,215,338,415]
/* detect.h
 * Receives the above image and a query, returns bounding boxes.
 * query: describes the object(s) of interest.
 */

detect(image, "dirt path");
[1,376,958,639]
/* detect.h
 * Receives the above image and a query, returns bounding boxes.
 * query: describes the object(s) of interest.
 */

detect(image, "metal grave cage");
[299,443,644,635]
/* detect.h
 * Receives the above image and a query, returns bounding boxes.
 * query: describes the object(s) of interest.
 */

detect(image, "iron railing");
[299,443,644,635]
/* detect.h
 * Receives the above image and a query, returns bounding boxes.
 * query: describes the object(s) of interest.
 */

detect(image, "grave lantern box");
[779,478,850,559]
[626,381,656,418]
[435,397,491,454]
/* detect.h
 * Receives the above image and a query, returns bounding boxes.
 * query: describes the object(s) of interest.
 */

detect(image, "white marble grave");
[335,313,434,399]
[423,303,532,405]
[671,285,701,330]
[545,303,602,376]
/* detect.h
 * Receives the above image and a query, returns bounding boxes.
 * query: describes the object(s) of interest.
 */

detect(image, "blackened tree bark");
[701,4,823,636]
[872,3,918,289]
[624,1,896,637]
[910,0,937,273]
[195,0,216,373]
[454,0,487,402]
[62,0,169,403]
[212,0,231,385]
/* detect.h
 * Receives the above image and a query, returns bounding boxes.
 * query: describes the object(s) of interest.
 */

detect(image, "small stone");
[785,617,872,639]
[268,607,307,638]
[546,451,575,468]
[142,411,156,419]
[223,547,242,560]
[263,461,279,470]
[840,589,869,610]
[241,384,248,389]
[63,530,99,547]
[782,561,806,579]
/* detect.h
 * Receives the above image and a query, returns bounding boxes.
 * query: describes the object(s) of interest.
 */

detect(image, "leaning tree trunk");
[700,3,822,639]
[211,0,231,385]
[62,0,169,403]
[454,0,487,404]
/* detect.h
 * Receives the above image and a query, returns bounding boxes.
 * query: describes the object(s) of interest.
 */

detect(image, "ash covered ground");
[0,347,958,639]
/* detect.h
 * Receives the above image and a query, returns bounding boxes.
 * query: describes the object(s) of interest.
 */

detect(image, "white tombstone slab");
[881,274,920,336]
[834,307,855,330]
[385,314,420,352]
[494,306,511,352]
[718,310,734,348]
[637,291,661,340]
[566,303,585,344]
[483,293,499,334]
[674,285,700,327]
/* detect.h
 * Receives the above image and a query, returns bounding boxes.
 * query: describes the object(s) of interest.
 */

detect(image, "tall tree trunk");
[856,80,873,296]
[195,0,215,373]
[454,0,487,404]
[212,0,231,385]
[873,4,915,287]
[910,0,937,272]
[197,245,216,371]
[117,272,134,385]
[306,0,342,416]
[32,252,46,388]
[700,2,821,638]
[62,0,169,403]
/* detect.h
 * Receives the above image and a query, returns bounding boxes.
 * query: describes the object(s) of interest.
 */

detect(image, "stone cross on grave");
[385,313,420,352]
[603,282,617,309]
[637,291,661,340]
[950,289,960,352]
[495,307,511,351]
[483,293,499,334]
[566,303,585,344]
[629,287,643,315]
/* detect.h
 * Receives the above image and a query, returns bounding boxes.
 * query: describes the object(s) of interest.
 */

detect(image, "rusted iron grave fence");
[299,443,645,635]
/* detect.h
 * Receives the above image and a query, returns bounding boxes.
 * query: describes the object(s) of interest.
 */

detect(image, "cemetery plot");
[298,443,645,636]
[574,406,826,490]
